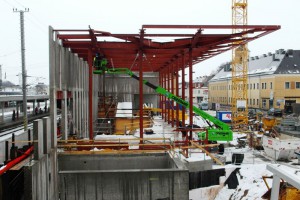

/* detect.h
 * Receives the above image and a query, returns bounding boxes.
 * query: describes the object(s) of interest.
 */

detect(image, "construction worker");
[93,53,107,70]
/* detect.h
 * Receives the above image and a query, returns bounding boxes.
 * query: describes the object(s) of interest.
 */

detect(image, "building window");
[270,82,273,89]
[250,99,252,105]
[262,83,264,89]
[257,99,259,106]
[257,83,259,89]
[250,84,252,89]
[262,99,266,108]
[285,82,290,89]
[296,82,300,89]
[264,83,267,89]
[253,83,255,89]
[253,99,255,105]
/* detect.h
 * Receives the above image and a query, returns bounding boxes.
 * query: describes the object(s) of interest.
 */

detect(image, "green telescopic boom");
[94,67,233,141]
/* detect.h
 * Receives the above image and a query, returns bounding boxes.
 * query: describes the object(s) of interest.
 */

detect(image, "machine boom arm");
[94,68,233,141]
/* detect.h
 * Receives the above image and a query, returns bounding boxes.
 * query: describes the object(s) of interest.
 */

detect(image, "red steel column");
[176,60,179,128]
[181,54,186,134]
[139,29,145,145]
[88,49,93,140]
[159,71,163,118]
[163,70,167,122]
[167,66,170,124]
[189,49,193,140]
[171,64,174,127]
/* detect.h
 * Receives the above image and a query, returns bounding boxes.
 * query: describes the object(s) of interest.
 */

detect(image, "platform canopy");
[54,24,280,72]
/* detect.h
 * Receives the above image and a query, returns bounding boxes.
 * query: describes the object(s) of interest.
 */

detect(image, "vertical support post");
[28,129,31,146]
[159,71,163,118]
[61,91,68,141]
[1,102,4,122]
[88,49,94,140]
[189,49,193,140]
[33,119,43,160]
[181,54,186,137]
[43,117,51,154]
[171,64,174,127]
[167,66,170,124]
[176,60,179,128]
[139,29,145,145]
[33,101,36,115]
[14,9,29,131]
[49,26,57,148]
[270,175,280,200]
[5,141,8,163]
[163,70,167,122]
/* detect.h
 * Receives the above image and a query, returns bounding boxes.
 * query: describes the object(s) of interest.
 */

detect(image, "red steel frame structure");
[54,24,280,140]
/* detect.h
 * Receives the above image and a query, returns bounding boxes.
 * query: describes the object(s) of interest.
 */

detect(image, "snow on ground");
[94,112,300,199]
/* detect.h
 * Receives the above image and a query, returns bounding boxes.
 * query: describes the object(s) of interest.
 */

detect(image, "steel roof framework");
[53,25,280,139]
[55,25,280,73]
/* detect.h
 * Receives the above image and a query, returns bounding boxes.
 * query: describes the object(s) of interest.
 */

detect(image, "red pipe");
[0,146,34,176]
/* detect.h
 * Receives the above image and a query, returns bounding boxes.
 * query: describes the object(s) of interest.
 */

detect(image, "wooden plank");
[190,141,224,166]
[10,155,33,171]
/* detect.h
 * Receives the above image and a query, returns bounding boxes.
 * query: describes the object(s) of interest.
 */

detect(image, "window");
[253,83,255,89]
[257,83,259,89]
[253,99,255,105]
[262,99,267,108]
[296,82,300,89]
[262,83,264,89]
[250,99,252,105]
[250,84,252,89]
[257,99,259,106]
[285,82,290,89]
[264,83,267,89]
[270,82,273,89]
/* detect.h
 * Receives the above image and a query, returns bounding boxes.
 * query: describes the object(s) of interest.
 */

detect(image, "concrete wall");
[49,26,100,140]
[58,153,189,200]
[23,118,58,200]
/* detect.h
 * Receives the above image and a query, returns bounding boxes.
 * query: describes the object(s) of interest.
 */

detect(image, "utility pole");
[0,65,2,91]
[13,8,29,131]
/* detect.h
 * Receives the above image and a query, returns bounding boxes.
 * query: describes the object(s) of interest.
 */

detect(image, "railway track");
[0,113,49,136]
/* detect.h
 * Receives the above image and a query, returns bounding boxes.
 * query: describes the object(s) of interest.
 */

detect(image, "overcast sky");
[0,0,299,85]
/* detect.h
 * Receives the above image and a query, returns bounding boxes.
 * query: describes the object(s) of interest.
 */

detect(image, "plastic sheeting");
[98,72,159,103]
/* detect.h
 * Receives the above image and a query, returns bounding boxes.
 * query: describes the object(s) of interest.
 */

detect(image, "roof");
[53,25,280,73]
[210,49,300,82]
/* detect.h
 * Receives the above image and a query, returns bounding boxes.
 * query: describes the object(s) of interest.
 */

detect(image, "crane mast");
[231,0,249,128]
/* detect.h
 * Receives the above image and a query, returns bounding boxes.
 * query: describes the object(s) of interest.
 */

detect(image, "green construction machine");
[94,67,233,141]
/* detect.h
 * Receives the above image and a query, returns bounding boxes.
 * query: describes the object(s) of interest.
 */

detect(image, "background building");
[209,49,300,113]
[179,76,212,107]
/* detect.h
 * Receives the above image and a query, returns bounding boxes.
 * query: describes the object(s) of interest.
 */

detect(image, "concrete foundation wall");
[24,149,57,200]
[58,153,189,200]
[59,170,188,200]
[184,159,214,172]
[23,118,58,200]
[58,153,177,171]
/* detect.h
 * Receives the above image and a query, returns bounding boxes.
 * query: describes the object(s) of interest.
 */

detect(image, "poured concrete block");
[33,119,44,160]
[43,117,51,154]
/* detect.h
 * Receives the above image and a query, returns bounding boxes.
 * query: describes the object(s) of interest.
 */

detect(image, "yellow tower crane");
[231,0,248,128]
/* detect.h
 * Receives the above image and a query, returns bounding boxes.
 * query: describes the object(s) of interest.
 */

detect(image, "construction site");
[2,1,300,200]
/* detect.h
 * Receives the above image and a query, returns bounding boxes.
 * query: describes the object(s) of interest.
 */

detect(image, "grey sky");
[0,0,299,85]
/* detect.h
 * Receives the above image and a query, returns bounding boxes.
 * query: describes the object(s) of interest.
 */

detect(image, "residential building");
[209,49,300,113]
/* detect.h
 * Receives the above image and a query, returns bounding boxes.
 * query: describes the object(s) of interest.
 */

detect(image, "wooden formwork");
[115,117,152,135]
